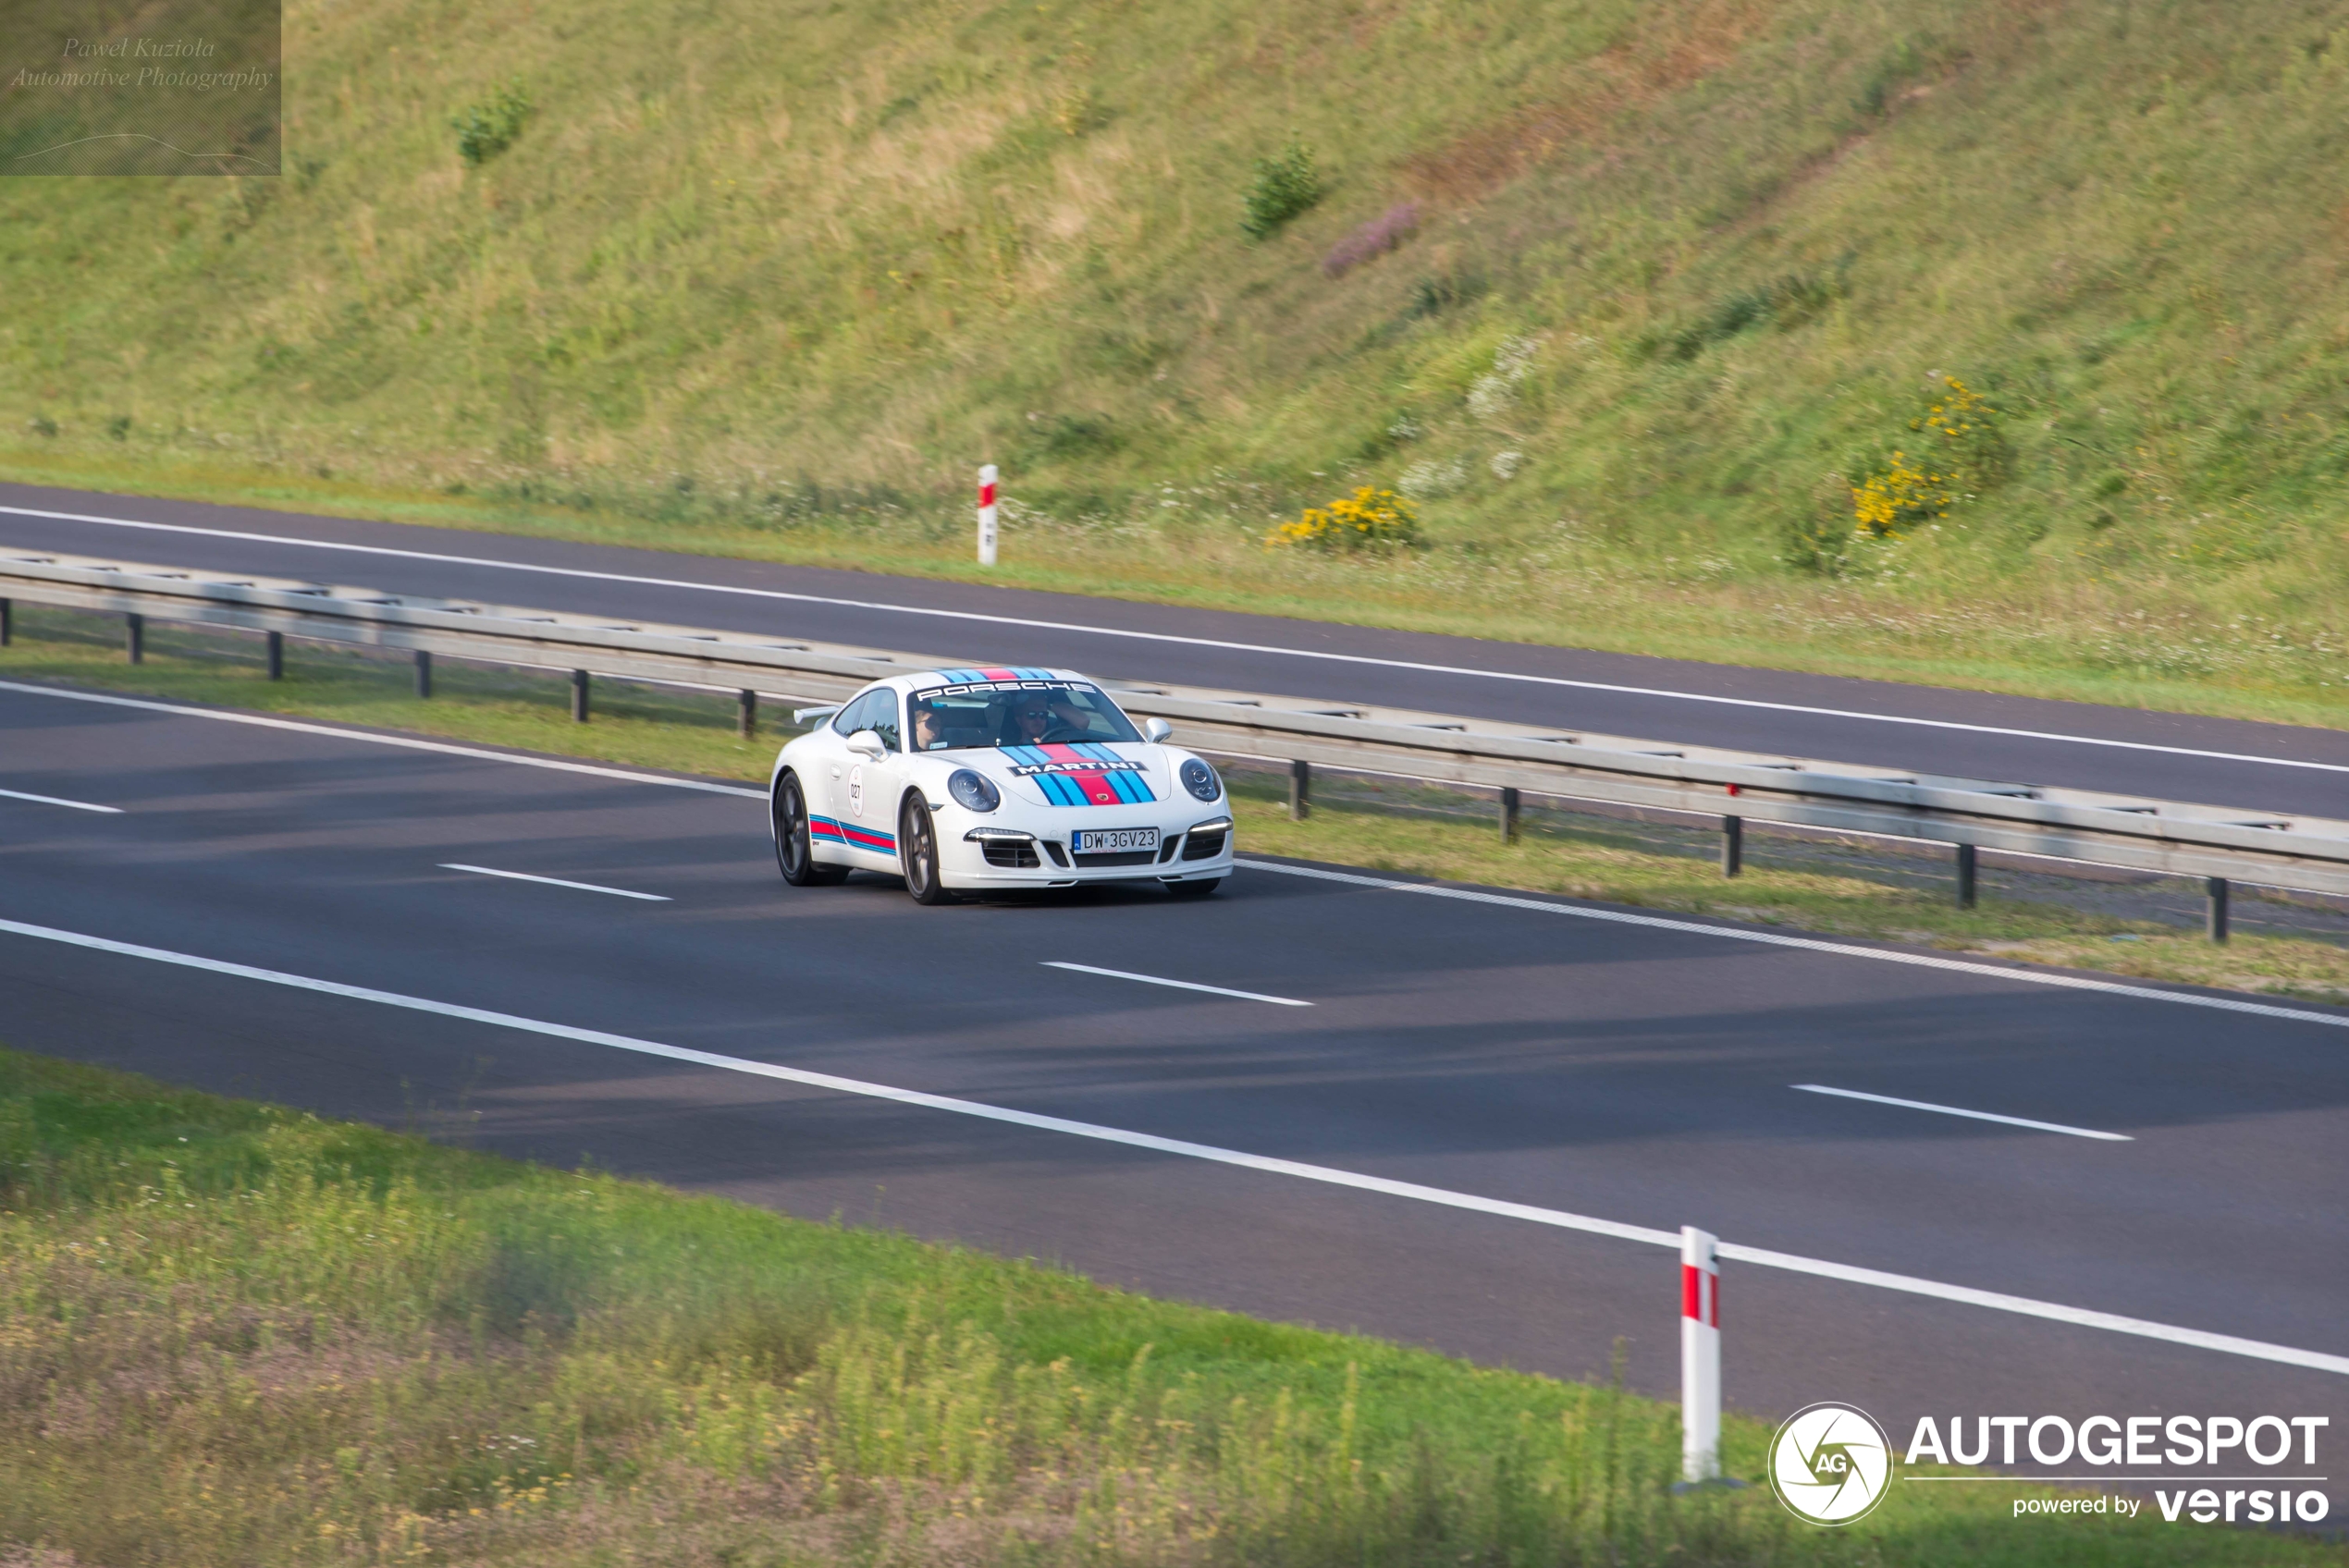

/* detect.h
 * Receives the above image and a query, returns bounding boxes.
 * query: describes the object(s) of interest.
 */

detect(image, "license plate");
[1073,827,1159,855]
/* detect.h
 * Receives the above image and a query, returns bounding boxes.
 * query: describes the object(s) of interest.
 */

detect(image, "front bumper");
[946,815,1234,888]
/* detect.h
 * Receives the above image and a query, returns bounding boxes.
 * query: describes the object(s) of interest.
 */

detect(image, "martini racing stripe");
[934,666,1058,684]
[1001,744,1158,806]
[810,814,895,854]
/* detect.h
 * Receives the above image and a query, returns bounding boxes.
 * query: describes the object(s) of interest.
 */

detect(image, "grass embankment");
[6,0,2349,722]
[5,1046,2338,1567]
[7,603,2348,1008]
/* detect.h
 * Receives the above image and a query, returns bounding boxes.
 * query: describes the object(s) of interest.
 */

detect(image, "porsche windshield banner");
[929,676,1082,697]
[1002,744,1145,778]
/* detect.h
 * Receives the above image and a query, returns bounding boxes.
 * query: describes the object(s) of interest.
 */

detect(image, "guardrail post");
[125,613,143,664]
[2207,876,2230,943]
[1680,1225,1721,1484]
[738,689,757,739]
[265,631,284,680]
[1287,759,1311,821]
[414,650,433,699]
[1720,815,1743,877]
[1499,786,1520,844]
[571,668,591,722]
[1955,842,1978,909]
[0,597,11,646]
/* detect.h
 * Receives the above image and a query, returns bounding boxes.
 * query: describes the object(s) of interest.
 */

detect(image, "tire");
[900,793,955,905]
[1166,877,1221,899]
[774,771,848,887]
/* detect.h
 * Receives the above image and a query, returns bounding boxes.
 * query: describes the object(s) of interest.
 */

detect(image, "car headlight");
[947,768,1001,813]
[1179,757,1222,802]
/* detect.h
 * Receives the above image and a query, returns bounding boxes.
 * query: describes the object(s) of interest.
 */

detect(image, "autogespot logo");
[1769,1403,1893,1525]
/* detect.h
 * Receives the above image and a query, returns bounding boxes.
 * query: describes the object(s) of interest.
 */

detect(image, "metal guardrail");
[6,550,2348,921]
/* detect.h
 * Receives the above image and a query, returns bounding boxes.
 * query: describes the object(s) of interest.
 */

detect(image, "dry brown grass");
[1402,0,1787,203]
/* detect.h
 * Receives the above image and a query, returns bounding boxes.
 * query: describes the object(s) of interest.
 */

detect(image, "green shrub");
[1240,139,1322,239]
[452,80,533,166]
[1016,411,1123,465]
[1639,266,1848,361]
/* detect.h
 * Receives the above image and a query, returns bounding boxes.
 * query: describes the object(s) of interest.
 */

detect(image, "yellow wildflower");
[1268,485,1421,551]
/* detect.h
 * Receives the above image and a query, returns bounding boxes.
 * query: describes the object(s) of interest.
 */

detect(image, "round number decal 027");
[847,765,865,816]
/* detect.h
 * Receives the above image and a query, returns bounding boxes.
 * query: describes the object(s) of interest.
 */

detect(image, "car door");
[827,687,907,864]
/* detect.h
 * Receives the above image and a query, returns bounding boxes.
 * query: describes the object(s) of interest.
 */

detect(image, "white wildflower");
[1398,456,1470,499]
[1466,334,1540,423]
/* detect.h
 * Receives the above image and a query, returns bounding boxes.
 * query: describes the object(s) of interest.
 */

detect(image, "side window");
[867,691,902,753]
[830,689,901,752]
[830,691,873,737]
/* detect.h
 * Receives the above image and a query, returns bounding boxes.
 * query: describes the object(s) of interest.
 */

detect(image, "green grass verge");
[6,602,2346,1010]
[7,0,2349,723]
[5,1045,2340,1566]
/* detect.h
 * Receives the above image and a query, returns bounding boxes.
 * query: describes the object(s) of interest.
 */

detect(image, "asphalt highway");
[5,677,2347,1497]
[6,481,2347,817]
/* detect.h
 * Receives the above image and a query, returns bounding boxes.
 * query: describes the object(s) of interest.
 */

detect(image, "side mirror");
[845,729,887,760]
[1141,717,1173,743]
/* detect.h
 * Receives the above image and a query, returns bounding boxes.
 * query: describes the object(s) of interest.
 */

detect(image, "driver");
[911,704,947,752]
[1004,693,1092,745]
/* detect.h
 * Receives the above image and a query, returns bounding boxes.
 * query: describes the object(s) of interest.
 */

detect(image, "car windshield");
[908,679,1142,752]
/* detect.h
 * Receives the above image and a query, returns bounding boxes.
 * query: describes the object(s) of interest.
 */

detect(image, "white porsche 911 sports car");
[768,666,1235,903]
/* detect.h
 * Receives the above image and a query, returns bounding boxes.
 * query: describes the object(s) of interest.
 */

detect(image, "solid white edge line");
[7,502,2343,776]
[1235,859,2349,1031]
[2,913,2343,1377]
[0,784,123,814]
[1708,1238,2349,1375]
[1042,960,1311,1007]
[1791,1083,2132,1141]
[440,864,670,901]
[0,679,768,799]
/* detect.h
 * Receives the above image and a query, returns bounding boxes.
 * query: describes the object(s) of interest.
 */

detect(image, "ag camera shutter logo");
[1768,1403,1892,1525]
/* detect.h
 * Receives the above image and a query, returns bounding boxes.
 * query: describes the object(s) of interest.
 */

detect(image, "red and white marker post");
[977,463,999,566]
[1681,1224,1722,1482]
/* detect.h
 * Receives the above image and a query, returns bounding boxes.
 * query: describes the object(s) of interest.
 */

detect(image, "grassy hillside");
[4,0,2348,717]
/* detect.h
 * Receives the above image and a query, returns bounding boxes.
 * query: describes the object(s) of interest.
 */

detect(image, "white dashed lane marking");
[440,864,670,901]
[1042,960,1311,1007]
[1791,1084,2132,1141]
[0,785,123,814]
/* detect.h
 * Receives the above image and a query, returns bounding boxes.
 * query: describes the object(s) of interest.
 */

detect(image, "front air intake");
[1181,828,1227,861]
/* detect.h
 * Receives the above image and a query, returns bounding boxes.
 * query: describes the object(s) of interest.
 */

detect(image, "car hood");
[968,741,1172,810]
